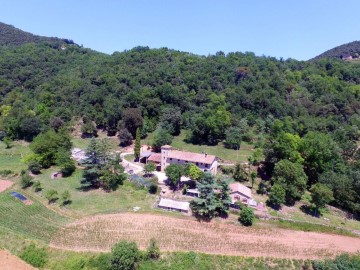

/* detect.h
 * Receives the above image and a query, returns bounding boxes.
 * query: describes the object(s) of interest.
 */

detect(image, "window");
[196,162,199,166]
[205,164,209,168]
[170,158,172,161]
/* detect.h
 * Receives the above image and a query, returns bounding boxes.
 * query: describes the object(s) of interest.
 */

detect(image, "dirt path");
[0,180,13,193]
[0,250,36,270]
[50,213,360,259]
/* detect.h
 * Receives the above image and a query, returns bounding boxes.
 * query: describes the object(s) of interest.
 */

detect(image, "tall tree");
[134,128,141,161]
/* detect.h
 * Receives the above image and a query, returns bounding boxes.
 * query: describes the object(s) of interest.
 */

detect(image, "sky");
[1,0,359,60]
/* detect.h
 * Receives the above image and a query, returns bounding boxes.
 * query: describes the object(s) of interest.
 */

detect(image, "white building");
[158,198,190,213]
[160,145,218,175]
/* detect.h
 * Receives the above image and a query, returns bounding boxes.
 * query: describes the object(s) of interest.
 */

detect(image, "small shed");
[158,198,190,213]
[186,188,200,197]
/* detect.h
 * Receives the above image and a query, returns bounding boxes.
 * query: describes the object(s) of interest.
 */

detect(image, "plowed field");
[50,213,360,259]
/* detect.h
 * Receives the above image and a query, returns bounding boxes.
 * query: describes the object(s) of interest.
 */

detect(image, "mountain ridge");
[312,40,360,60]
[0,22,75,46]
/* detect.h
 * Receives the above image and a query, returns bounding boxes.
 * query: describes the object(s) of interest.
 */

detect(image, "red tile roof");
[229,182,252,198]
[168,150,216,164]
[148,153,161,163]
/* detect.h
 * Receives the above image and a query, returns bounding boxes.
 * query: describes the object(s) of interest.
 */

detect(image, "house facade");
[160,145,218,175]
[229,182,252,205]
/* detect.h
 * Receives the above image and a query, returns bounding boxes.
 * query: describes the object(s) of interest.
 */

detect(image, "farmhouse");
[158,198,190,213]
[229,182,252,207]
[160,145,218,175]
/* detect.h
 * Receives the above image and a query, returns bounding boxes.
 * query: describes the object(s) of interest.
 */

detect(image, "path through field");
[50,213,360,259]
[0,180,13,193]
[0,250,36,270]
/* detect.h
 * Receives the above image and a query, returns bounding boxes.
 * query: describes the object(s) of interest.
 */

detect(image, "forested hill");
[0,22,75,46]
[312,41,360,60]
[1,24,360,215]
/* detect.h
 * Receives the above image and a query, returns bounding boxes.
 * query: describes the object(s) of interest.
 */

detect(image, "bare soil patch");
[50,213,360,259]
[0,180,13,193]
[0,250,35,270]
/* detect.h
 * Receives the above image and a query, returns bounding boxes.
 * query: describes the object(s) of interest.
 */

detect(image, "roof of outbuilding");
[229,182,252,198]
[158,198,190,211]
[148,153,161,163]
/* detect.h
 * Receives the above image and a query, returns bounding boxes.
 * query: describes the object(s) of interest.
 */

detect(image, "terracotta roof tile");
[229,182,252,198]
[168,150,216,164]
[148,153,161,163]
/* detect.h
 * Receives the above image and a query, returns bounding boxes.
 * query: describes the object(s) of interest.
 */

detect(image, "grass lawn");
[71,132,120,151]
[143,130,254,162]
[29,167,156,217]
[0,190,70,242]
[0,141,31,173]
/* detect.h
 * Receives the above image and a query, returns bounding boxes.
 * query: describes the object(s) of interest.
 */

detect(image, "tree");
[110,241,140,270]
[32,181,42,192]
[233,163,247,182]
[20,172,33,189]
[20,117,42,141]
[272,159,307,205]
[239,207,255,226]
[159,107,182,135]
[144,163,156,177]
[299,131,343,184]
[134,128,141,161]
[81,121,97,138]
[190,173,230,219]
[267,184,286,209]
[118,128,133,146]
[61,190,71,206]
[45,189,58,204]
[250,171,257,188]
[55,148,75,177]
[28,161,41,175]
[187,163,204,180]
[225,126,242,149]
[310,183,334,215]
[147,238,160,260]
[50,117,64,132]
[30,130,72,168]
[165,164,183,189]
[3,136,12,148]
[151,128,173,152]
[20,243,48,268]
[122,108,143,137]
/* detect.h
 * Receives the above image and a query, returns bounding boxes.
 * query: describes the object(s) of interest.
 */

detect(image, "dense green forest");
[0,23,360,216]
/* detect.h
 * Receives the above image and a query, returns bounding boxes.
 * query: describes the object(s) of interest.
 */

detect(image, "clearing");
[50,213,360,259]
[0,250,35,270]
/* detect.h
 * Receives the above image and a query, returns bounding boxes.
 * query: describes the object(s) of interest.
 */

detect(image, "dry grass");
[50,213,360,259]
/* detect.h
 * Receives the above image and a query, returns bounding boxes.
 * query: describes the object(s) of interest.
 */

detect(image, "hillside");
[0,22,75,46]
[312,40,360,60]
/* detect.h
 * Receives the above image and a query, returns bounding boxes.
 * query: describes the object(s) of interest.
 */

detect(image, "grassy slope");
[0,141,31,173]
[143,130,254,162]
[30,168,156,217]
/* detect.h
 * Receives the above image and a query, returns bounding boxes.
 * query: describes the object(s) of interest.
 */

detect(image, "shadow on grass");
[300,204,320,218]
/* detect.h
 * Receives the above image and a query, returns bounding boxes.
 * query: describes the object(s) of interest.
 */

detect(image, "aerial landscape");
[1,1,360,270]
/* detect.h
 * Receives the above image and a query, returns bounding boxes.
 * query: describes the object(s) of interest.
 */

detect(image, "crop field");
[50,213,360,259]
[0,191,70,242]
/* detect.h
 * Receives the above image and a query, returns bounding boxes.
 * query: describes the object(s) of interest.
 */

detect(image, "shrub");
[0,169,13,176]
[28,161,41,174]
[110,241,140,270]
[33,181,42,192]
[20,172,33,189]
[61,190,71,205]
[20,243,48,268]
[220,165,234,175]
[149,183,158,194]
[147,238,160,260]
[239,207,255,226]
[45,189,59,203]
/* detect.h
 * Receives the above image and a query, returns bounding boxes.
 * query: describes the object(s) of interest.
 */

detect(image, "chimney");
[205,153,207,157]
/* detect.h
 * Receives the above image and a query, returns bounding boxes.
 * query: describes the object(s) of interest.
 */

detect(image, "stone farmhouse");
[141,145,218,175]
[160,145,218,175]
